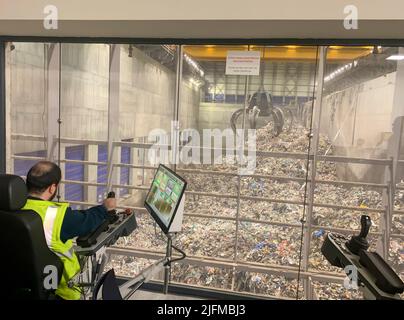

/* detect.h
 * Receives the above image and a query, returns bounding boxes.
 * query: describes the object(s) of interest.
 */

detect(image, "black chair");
[92,269,123,300]
[0,174,63,300]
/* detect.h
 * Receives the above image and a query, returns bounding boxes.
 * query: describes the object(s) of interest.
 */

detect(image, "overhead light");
[183,53,205,77]
[189,77,202,88]
[386,55,404,61]
[324,61,356,83]
[372,45,383,54]
[128,45,133,58]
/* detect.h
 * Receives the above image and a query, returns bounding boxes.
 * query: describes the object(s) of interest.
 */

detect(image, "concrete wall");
[119,45,200,139]
[180,80,200,130]
[9,43,200,155]
[61,43,110,140]
[319,72,397,182]
[320,72,396,151]
[9,43,47,154]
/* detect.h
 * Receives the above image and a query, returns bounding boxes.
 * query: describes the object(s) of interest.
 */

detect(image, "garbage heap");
[108,122,403,300]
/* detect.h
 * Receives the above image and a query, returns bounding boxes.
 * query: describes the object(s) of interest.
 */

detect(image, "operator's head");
[26,161,61,201]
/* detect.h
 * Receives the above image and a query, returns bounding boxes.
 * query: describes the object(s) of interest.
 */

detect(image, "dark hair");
[26,161,61,194]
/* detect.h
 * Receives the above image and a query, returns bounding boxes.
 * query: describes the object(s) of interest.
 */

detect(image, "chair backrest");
[92,269,123,300]
[0,174,63,300]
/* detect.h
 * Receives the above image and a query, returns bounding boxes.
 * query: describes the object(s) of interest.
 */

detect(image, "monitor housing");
[144,164,187,234]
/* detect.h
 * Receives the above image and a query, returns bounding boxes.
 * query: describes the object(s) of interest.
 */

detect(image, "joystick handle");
[106,191,118,223]
[346,214,372,255]
[359,215,371,239]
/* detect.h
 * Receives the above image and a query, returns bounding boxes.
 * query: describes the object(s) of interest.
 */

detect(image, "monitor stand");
[163,194,186,294]
[164,233,174,294]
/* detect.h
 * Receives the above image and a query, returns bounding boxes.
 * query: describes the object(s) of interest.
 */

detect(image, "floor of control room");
[126,290,202,300]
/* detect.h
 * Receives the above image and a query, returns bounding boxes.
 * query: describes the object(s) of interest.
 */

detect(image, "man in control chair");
[22,161,117,300]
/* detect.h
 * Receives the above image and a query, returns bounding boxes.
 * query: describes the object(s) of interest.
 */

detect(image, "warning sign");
[225,51,261,76]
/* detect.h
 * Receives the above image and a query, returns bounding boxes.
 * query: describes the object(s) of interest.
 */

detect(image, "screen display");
[145,165,186,232]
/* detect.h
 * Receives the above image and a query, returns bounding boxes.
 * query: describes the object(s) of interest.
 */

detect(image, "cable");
[69,257,91,299]
[295,47,320,300]
[170,244,187,264]
[164,243,186,291]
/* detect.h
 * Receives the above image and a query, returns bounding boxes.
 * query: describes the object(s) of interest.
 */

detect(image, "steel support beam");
[107,247,346,285]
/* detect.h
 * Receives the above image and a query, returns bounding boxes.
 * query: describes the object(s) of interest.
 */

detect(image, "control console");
[75,191,137,256]
[321,215,404,300]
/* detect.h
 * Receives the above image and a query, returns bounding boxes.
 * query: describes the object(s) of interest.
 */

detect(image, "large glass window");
[311,46,404,298]
[8,43,48,177]
[60,43,110,208]
[4,42,403,300]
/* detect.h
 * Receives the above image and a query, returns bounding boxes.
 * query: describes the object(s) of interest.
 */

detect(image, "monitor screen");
[145,164,187,234]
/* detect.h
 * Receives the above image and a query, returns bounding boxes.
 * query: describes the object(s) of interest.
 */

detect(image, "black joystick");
[106,191,119,224]
[346,215,371,255]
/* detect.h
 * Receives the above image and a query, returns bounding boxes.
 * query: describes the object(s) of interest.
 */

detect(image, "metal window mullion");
[85,144,99,203]
[232,64,250,291]
[58,145,66,201]
[107,44,121,194]
[271,62,277,96]
[380,117,404,258]
[172,45,183,171]
[46,43,61,163]
[224,71,227,102]
[385,167,394,258]
[0,41,5,174]
[4,42,12,173]
[302,46,327,300]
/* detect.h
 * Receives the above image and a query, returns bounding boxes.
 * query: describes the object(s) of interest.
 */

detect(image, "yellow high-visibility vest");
[22,199,81,300]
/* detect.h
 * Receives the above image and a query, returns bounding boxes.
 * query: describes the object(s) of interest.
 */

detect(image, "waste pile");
[107,122,403,300]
